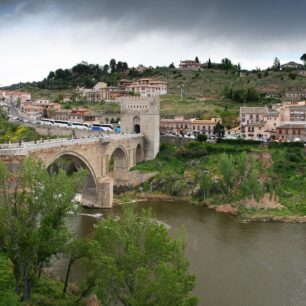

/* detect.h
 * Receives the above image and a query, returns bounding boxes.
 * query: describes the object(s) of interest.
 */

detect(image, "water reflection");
[53,201,306,306]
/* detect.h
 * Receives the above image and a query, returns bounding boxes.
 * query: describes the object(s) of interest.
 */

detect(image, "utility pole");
[178,83,185,101]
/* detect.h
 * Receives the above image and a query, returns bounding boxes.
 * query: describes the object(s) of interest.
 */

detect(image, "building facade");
[240,101,306,142]
[160,117,222,136]
[179,60,201,70]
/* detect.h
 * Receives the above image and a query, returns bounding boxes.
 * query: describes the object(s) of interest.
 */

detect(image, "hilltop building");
[179,60,201,70]
[126,78,167,97]
[281,61,304,70]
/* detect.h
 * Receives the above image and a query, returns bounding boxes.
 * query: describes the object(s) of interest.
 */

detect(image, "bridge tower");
[120,96,160,160]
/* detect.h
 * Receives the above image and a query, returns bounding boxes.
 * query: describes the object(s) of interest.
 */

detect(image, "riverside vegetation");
[130,140,306,221]
[0,158,196,305]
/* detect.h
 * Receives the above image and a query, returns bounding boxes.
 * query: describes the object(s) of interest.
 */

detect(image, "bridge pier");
[97,177,113,208]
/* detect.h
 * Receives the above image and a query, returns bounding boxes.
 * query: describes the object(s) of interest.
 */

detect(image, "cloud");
[0,0,305,85]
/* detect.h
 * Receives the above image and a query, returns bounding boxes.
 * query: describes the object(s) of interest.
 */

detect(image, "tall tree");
[195,56,199,63]
[81,206,197,306]
[300,54,306,67]
[0,158,84,301]
[221,58,233,70]
[109,59,117,73]
[272,57,281,71]
[207,58,212,69]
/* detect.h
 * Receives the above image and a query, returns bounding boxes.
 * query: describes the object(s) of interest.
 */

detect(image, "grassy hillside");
[3,65,306,127]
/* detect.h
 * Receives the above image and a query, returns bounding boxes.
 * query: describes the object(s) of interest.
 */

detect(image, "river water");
[53,201,306,306]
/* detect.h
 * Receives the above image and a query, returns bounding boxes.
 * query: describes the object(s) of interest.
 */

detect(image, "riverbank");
[115,191,306,223]
[126,140,305,223]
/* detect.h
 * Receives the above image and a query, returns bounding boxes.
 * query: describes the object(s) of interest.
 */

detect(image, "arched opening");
[108,147,128,175]
[47,154,98,207]
[136,144,143,163]
[133,116,141,134]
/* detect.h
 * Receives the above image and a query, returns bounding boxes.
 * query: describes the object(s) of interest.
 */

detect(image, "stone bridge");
[0,135,145,208]
[0,96,160,208]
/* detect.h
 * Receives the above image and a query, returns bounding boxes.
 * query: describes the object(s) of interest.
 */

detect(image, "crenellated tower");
[120,96,160,160]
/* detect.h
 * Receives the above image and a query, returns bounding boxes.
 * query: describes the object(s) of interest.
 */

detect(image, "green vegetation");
[0,158,197,305]
[132,141,305,220]
[81,206,197,306]
[0,118,43,144]
[4,61,306,124]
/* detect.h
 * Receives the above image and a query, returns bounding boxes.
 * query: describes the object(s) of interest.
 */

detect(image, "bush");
[197,134,207,142]
[217,138,262,145]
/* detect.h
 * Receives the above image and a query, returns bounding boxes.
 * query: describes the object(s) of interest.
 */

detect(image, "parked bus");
[39,118,55,126]
[54,120,72,128]
[71,122,91,130]
[91,123,113,132]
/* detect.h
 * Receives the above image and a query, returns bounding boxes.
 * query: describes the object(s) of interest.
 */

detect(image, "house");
[240,101,306,141]
[160,117,222,136]
[276,123,306,142]
[281,61,304,70]
[179,60,201,70]
[0,90,31,104]
[53,108,102,123]
[126,78,167,97]
[284,90,306,101]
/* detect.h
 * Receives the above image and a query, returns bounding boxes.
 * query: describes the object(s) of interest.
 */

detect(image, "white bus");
[54,120,72,128]
[39,118,55,126]
[71,122,91,130]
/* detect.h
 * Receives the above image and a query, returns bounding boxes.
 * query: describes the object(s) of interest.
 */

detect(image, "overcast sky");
[0,0,305,86]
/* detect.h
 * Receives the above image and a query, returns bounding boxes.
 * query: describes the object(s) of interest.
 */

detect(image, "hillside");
[3,63,306,128]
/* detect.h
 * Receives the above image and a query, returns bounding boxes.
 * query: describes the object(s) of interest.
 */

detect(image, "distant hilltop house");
[126,78,167,97]
[0,90,31,104]
[77,77,167,102]
[136,64,149,73]
[281,61,304,70]
[179,60,202,71]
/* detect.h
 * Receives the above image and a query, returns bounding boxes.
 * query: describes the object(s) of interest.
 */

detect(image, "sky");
[0,0,306,86]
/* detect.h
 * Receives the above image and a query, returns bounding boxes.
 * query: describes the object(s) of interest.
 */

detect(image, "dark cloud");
[2,0,305,40]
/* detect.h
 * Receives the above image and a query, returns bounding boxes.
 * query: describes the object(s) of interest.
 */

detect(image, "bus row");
[38,119,121,132]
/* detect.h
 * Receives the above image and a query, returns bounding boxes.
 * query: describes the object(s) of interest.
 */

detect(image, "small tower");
[120,96,160,160]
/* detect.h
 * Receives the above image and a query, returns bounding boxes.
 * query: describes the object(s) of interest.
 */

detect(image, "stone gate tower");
[120,96,160,160]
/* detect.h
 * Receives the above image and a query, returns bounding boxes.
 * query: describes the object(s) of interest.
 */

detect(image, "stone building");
[179,60,201,70]
[160,117,222,136]
[126,78,167,97]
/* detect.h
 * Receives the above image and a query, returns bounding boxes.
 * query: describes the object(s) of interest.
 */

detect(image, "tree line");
[0,158,197,305]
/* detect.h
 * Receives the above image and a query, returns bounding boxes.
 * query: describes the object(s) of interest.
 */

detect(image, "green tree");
[109,59,117,74]
[81,206,197,306]
[195,56,199,63]
[207,58,212,69]
[272,57,281,71]
[197,134,207,142]
[221,58,233,70]
[300,53,306,67]
[218,153,235,193]
[0,158,84,301]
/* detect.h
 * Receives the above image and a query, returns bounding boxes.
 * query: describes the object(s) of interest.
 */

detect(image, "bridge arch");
[108,145,129,174]
[46,151,98,192]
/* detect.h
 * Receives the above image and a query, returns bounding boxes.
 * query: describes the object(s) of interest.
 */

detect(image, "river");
[53,201,306,306]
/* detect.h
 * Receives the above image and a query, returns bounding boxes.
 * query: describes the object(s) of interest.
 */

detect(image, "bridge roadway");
[0,133,145,208]
[0,134,142,155]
